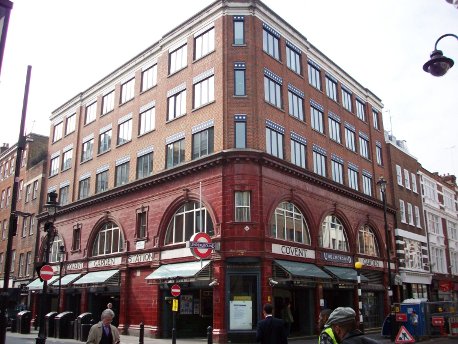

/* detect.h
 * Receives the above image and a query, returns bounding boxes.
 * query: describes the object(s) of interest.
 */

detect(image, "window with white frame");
[290,138,306,168]
[194,75,215,109]
[141,64,157,92]
[396,165,403,186]
[451,251,458,275]
[431,246,446,273]
[65,113,76,134]
[115,161,129,187]
[192,127,214,159]
[331,159,344,184]
[59,185,69,206]
[25,185,31,202]
[117,118,132,145]
[362,174,372,196]
[50,156,59,176]
[404,169,410,189]
[404,239,422,270]
[266,126,284,159]
[168,89,187,121]
[400,200,406,223]
[53,122,63,142]
[139,107,155,135]
[62,148,73,171]
[427,212,442,234]
[415,206,421,228]
[357,225,380,256]
[359,136,369,159]
[308,62,321,90]
[96,170,109,194]
[325,75,338,102]
[195,27,215,60]
[166,138,185,168]
[164,201,214,245]
[270,202,311,244]
[448,221,458,240]
[348,167,359,191]
[286,44,301,74]
[356,99,366,121]
[21,217,28,237]
[5,187,10,207]
[264,74,282,109]
[411,173,418,193]
[376,145,383,166]
[98,129,112,154]
[407,203,414,225]
[48,236,63,263]
[444,190,455,212]
[288,90,304,121]
[120,78,135,104]
[235,191,250,222]
[85,102,96,124]
[169,44,187,74]
[92,222,124,256]
[25,251,31,276]
[102,90,115,115]
[137,152,153,180]
[423,179,437,202]
[345,127,356,152]
[319,215,348,251]
[32,181,38,199]
[328,115,341,143]
[313,150,326,177]
[311,106,324,134]
[78,177,90,200]
[29,216,34,235]
[81,138,94,162]
[372,109,380,130]
[19,253,25,276]
[342,88,352,112]
[0,190,4,208]
[263,26,280,60]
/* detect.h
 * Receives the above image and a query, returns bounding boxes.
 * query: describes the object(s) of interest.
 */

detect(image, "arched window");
[357,225,380,256]
[165,201,214,245]
[92,222,124,256]
[49,236,64,263]
[319,215,349,251]
[269,202,311,244]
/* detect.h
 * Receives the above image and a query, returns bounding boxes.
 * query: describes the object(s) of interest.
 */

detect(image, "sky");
[0,0,457,178]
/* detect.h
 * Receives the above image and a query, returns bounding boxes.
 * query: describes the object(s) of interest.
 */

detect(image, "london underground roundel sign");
[189,232,215,259]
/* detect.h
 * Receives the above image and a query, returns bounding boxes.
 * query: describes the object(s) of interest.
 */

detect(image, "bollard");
[207,326,212,344]
[139,322,144,344]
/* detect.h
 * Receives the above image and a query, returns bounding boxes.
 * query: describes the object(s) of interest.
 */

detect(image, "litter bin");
[45,311,58,338]
[54,311,74,339]
[75,312,93,342]
[16,311,32,334]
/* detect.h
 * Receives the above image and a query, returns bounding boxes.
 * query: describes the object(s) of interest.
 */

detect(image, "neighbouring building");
[30,0,397,341]
[0,134,49,315]
[385,132,432,301]
[419,170,458,301]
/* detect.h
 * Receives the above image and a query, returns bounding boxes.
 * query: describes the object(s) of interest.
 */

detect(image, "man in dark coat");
[256,303,288,344]
[325,307,379,344]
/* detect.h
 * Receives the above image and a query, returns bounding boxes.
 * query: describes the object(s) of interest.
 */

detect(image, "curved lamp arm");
[423,33,458,77]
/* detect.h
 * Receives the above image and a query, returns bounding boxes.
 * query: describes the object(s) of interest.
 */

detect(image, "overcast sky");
[1,0,457,178]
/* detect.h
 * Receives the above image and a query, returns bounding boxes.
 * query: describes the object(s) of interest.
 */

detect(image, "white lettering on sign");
[88,257,122,269]
[66,262,84,271]
[272,243,315,259]
[128,252,153,264]
[360,257,382,268]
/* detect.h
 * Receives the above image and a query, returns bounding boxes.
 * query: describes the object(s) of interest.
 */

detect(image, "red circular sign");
[189,232,213,259]
[171,284,181,297]
[40,264,54,281]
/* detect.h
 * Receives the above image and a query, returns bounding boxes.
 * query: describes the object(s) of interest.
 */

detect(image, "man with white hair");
[86,308,120,344]
[324,307,379,344]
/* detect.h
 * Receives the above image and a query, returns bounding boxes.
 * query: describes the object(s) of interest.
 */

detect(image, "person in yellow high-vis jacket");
[318,309,337,344]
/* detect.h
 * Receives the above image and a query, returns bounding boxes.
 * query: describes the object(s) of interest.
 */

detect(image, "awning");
[274,260,332,280]
[26,276,60,290]
[145,260,211,281]
[73,269,119,286]
[323,266,369,282]
[49,273,82,287]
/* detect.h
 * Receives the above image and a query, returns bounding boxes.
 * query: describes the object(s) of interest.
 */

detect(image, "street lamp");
[377,177,392,298]
[423,33,458,77]
[56,245,65,314]
[36,191,60,344]
[355,261,364,332]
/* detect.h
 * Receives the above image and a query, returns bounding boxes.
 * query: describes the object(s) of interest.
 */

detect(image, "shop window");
[92,222,124,257]
[357,225,380,256]
[270,202,311,244]
[319,215,349,251]
[164,201,214,245]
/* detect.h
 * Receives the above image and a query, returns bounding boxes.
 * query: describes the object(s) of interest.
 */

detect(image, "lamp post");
[355,261,364,332]
[0,0,13,76]
[36,191,59,344]
[56,245,65,314]
[423,33,458,76]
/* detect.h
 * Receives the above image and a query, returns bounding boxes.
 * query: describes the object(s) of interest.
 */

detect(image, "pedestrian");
[325,307,379,344]
[318,309,337,344]
[410,310,418,341]
[86,308,120,344]
[256,303,288,344]
[281,299,294,337]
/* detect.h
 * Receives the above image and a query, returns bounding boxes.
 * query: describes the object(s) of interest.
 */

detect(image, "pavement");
[5,329,458,344]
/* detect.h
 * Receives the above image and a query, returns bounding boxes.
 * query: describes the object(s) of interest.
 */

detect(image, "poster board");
[180,295,193,315]
[229,300,252,330]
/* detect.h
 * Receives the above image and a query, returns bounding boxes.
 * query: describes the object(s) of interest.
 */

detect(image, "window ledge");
[192,100,215,113]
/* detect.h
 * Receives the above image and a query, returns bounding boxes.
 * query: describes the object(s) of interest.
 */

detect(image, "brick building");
[34,0,396,341]
[0,134,48,313]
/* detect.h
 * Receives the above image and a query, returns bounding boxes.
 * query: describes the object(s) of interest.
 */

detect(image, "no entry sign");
[189,232,215,259]
[171,284,181,297]
[40,264,54,281]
